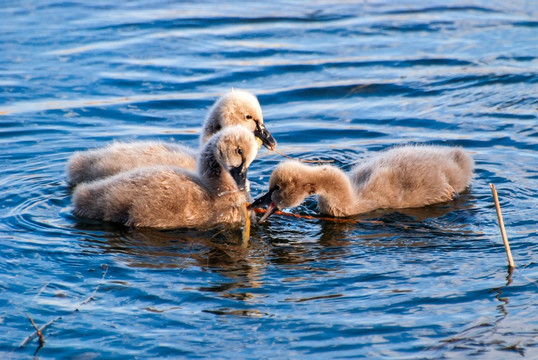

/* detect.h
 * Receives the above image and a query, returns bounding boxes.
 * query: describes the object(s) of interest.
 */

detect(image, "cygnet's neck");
[200,109,221,146]
[197,144,239,196]
[306,165,374,216]
[301,165,353,216]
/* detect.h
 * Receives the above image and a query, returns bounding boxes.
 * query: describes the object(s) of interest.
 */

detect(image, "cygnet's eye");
[237,147,243,155]
[245,115,253,120]
[273,185,280,191]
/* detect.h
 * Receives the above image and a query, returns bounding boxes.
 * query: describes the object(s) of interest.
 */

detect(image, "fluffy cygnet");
[67,142,198,186]
[200,89,275,147]
[66,89,276,185]
[250,145,474,221]
[73,126,258,228]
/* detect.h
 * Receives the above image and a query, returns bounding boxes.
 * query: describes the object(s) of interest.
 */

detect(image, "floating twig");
[20,317,60,349]
[252,208,383,225]
[241,203,251,247]
[25,314,45,349]
[33,282,49,300]
[271,149,334,163]
[77,264,108,309]
[490,183,515,269]
[20,265,108,350]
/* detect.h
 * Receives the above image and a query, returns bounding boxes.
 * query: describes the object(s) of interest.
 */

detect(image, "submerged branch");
[252,208,383,225]
[20,264,109,351]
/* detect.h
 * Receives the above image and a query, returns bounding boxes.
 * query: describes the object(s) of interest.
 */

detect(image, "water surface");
[1,1,537,358]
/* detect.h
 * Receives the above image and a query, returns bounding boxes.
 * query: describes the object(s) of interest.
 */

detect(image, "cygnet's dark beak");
[248,188,278,223]
[230,163,248,190]
[254,122,277,151]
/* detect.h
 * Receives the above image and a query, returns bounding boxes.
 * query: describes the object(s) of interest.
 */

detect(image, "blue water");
[1,1,537,358]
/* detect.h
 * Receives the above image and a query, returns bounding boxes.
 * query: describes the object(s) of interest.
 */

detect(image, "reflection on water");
[2,0,538,358]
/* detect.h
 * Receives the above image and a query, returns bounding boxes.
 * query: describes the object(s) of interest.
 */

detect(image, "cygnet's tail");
[72,183,102,219]
[448,148,474,193]
[66,151,94,185]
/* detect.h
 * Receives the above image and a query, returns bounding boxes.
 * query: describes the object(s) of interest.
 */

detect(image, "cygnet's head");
[201,89,277,150]
[249,161,314,222]
[200,126,259,190]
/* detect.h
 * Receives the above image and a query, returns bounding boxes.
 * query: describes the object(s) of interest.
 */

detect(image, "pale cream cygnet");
[66,89,276,185]
[73,126,258,228]
[250,145,474,221]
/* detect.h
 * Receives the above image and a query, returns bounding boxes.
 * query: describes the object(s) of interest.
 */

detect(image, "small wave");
[382,5,499,16]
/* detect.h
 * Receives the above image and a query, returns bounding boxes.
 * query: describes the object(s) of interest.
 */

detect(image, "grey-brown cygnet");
[250,145,474,221]
[72,126,258,229]
[66,89,276,185]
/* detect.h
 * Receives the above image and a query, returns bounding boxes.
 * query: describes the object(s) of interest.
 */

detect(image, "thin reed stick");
[490,183,515,269]
[241,203,250,247]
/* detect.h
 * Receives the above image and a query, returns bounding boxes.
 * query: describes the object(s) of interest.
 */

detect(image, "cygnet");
[250,145,474,221]
[73,126,259,228]
[66,89,276,185]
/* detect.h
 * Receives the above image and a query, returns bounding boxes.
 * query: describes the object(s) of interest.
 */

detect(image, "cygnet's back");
[351,145,473,210]
[72,126,258,229]
[67,142,197,186]
[66,89,276,185]
[250,145,473,219]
